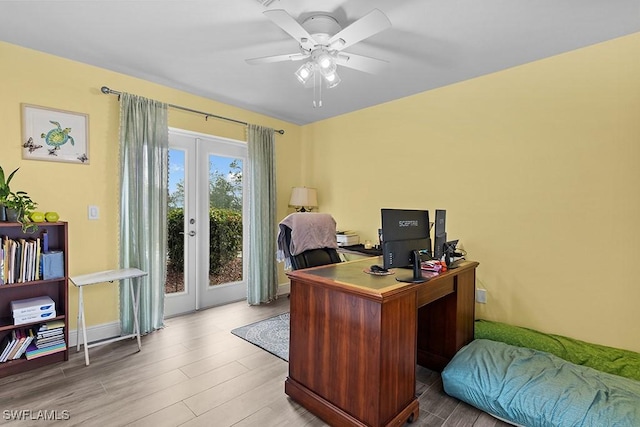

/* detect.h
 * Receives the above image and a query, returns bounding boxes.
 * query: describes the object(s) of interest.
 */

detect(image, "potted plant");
[0,166,19,222]
[5,190,38,233]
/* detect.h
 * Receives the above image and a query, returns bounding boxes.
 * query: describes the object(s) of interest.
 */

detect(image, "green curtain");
[119,93,168,334]
[247,124,278,304]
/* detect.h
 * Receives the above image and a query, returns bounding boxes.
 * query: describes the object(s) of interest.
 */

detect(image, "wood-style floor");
[0,297,511,427]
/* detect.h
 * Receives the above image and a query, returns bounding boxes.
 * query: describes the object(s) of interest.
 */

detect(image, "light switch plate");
[88,205,99,220]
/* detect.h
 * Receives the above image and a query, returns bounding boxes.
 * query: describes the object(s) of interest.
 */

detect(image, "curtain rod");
[100,86,285,135]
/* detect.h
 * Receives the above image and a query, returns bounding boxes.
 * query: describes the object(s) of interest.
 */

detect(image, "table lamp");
[289,187,318,212]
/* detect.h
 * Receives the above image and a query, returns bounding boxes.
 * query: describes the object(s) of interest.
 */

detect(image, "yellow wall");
[303,33,640,352]
[0,41,301,329]
[2,32,639,353]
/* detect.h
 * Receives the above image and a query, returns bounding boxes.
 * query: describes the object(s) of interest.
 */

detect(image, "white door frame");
[165,128,248,317]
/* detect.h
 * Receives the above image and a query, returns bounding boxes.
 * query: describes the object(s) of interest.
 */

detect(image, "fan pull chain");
[318,73,323,107]
[312,67,323,108]
[313,70,317,108]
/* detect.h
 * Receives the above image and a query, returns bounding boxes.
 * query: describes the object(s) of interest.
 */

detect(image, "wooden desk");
[285,257,478,427]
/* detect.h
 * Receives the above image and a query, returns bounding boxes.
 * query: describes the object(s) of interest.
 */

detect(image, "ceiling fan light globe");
[295,62,314,85]
[318,56,332,69]
[324,71,341,88]
[315,51,335,71]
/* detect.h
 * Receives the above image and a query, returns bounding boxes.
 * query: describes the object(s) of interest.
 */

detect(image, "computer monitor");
[381,209,431,283]
[433,209,447,260]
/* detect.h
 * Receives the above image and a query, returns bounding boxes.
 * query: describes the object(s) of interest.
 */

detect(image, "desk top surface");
[287,257,478,297]
[70,268,147,287]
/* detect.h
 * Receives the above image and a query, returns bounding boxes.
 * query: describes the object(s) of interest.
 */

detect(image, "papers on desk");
[422,261,444,273]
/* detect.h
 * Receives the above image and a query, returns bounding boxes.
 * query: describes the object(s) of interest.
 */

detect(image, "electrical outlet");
[476,288,487,304]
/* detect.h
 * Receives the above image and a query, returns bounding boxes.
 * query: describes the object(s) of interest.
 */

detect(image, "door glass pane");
[166,148,186,294]
[208,155,243,286]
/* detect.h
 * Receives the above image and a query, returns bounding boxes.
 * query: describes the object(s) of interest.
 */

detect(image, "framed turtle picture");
[21,103,89,164]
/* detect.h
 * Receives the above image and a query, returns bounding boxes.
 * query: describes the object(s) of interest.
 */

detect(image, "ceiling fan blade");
[336,52,389,74]
[246,52,309,65]
[263,9,315,50]
[328,9,391,51]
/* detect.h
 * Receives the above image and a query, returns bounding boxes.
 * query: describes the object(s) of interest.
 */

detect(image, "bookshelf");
[0,221,68,378]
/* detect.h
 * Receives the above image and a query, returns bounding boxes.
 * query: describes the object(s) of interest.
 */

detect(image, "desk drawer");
[418,276,454,307]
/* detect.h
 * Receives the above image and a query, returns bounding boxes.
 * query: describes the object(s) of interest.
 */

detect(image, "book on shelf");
[36,338,65,349]
[38,320,64,331]
[12,329,34,360]
[25,341,66,360]
[15,240,22,283]
[2,237,6,282]
[6,330,26,360]
[0,235,47,284]
[34,237,41,281]
[2,236,15,284]
[0,333,17,362]
[38,328,64,339]
[0,335,10,360]
[36,330,64,341]
[0,246,4,285]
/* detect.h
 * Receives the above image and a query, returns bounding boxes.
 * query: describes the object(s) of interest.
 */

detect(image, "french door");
[164,128,248,317]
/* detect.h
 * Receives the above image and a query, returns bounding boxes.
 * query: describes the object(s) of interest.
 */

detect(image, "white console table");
[70,268,147,366]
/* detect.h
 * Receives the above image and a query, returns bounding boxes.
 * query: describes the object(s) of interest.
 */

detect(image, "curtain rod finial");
[101,86,110,94]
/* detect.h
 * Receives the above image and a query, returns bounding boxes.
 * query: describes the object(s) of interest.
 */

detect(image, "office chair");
[278,212,342,270]
[283,225,341,270]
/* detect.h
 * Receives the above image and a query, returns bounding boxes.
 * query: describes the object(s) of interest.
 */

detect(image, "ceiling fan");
[246,8,392,90]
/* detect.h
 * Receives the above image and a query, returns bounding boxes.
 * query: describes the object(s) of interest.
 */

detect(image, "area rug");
[231,312,289,362]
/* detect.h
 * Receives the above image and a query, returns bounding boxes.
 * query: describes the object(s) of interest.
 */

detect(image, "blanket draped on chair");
[277,213,337,270]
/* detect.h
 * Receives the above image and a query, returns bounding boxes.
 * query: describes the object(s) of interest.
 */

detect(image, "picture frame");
[21,103,89,164]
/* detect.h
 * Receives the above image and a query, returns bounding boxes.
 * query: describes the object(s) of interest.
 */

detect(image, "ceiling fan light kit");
[247,8,392,106]
[293,48,340,89]
[295,58,341,89]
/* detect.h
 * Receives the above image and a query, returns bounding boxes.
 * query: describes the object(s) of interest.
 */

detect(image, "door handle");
[179,231,196,236]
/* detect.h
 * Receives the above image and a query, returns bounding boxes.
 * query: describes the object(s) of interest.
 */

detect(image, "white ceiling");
[1,0,638,125]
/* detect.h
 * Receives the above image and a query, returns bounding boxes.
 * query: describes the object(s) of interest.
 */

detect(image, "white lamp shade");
[289,187,318,210]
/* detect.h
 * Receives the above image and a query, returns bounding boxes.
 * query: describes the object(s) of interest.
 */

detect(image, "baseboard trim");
[68,321,121,348]
[277,281,290,296]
